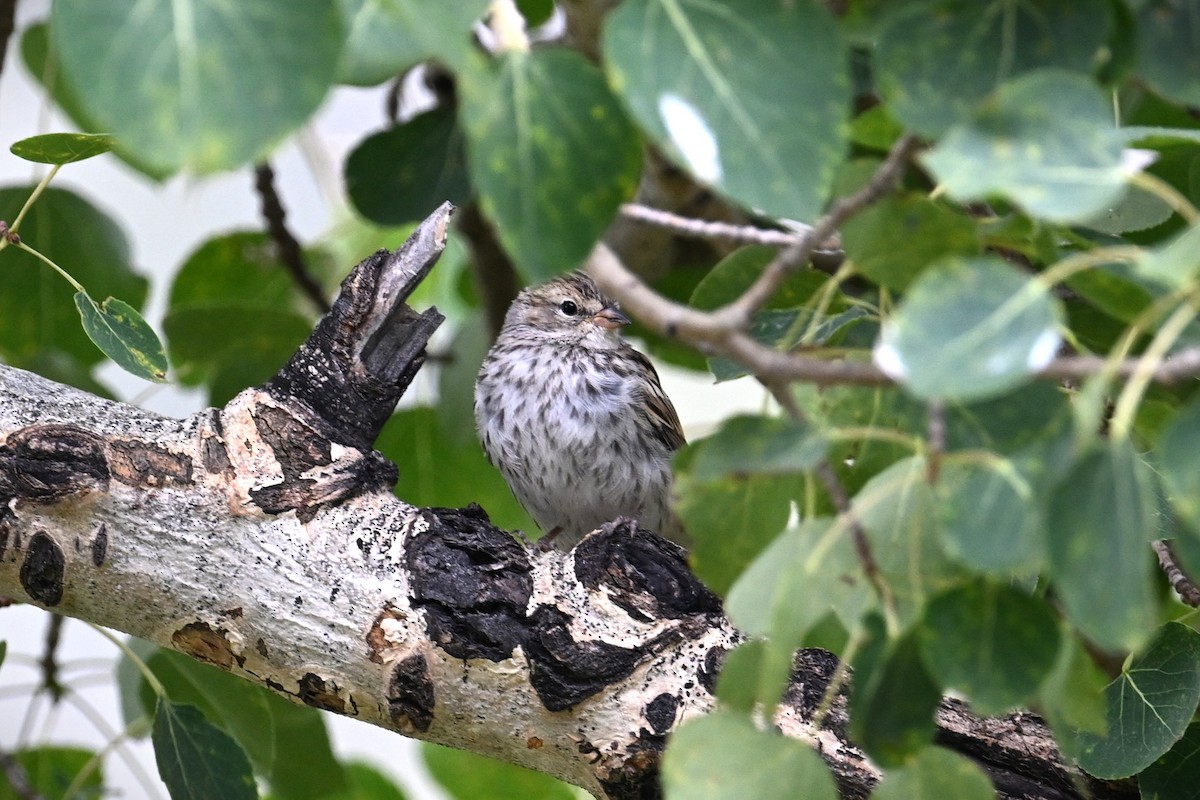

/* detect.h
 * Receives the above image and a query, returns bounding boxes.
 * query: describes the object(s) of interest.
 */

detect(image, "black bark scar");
[406,507,532,662]
[20,531,65,606]
[388,653,435,732]
[0,424,109,501]
[249,404,397,521]
[407,509,723,713]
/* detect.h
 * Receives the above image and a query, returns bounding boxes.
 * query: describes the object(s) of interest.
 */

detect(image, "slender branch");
[760,379,894,621]
[39,614,65,703]
[926,400,945,484]
[1153,540,1200,608]
[727,134,921,322]
[588,242,1200,389]
[619,204,821,249]
[458,201,520,338]
[252,162,331,315]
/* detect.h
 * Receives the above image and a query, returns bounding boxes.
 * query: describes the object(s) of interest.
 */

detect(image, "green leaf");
[710,307,871,382]
[342,762,409,800]
[871,746,994,800]
[10,132,115,164]
[164,232,315,404]
[918,582,1060,716]
[1039,634,1109,740]
[1160,396,1200,535]
[51,0,343,174]
[875,0,1113,137]
[725,519,869,705]
[1064,263,1155,324]
[0,747,102,800]
[153,699,257,800]
[377,407,536,534]
[1135,0,1200,107]
[337,0,488,84]
[1045,442,1158,652]
[74,293,168,381]
[935,459,1043,574]
[1079,181,1175,235]
[874,256,1063,402]
[1137,224,1200,288]
[0,186,148,372]
[841,195,980,291]
[460,48,641,281]
[423,743,574,800]
[675,468,794,596]
[715,640,768,713]
[0,641,5,671]
[20,23,166,178]
[690,246,826,311]
[1140,722,1200,800]
[855,457,962,625]
[849,617,942,767]
[165,308,311,404]
[922,71,1130,223]
[1078,622,1200,780]
[727,519,870,640]
[517,0,555,27]
[690,415,827,480]
[662,711,838,800]
[120,643,347,800]
[345,106,471,226]
[603,0,850,221]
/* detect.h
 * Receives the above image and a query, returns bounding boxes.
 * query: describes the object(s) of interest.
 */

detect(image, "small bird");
[474,271,686,549]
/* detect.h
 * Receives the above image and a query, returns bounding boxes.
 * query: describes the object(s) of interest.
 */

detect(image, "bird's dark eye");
[559,300,578,316]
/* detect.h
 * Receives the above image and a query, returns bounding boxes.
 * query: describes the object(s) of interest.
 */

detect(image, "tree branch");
[1153,539,1200,608]
[0,206,1134,799]
[253,161,331,315]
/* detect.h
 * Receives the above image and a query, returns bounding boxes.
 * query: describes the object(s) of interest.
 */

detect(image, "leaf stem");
[0,164,61,253]
[15,241,86,293]
[87,624,167,698]
[1110,297,1198,439]
[1128,171,1200,225]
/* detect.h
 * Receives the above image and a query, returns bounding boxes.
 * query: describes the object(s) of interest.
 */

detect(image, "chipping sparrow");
[474,271,686,549]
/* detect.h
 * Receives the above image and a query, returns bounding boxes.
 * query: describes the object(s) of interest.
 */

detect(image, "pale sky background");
[0,3,764,798]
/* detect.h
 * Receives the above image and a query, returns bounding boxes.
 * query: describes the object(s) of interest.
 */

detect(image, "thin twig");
[619,203,831,250]
[1153,540,1200,608]
[760,379,893,617]
[728,134,921,322]
[0,751,45,800]
[926,399,945,484]
[458,201,520,339]
[39,613,65,703]
[253,162,331,315]
[589,240,1200,389]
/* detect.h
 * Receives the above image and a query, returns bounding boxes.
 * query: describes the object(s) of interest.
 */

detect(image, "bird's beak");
[592,306,631,330]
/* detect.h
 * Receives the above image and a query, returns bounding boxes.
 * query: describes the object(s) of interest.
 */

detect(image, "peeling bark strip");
[107,439,193,487]
[172,621,240,669]
[248,403,399,522]
[18,531,65,606]
[0,424,109,501]
[299,673,347,714]
[387,654,435,733]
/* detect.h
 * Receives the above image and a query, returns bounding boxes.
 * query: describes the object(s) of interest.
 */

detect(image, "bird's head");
[505,271,631,348]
